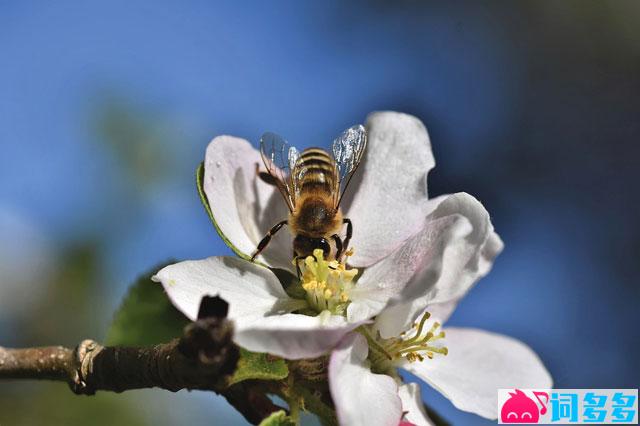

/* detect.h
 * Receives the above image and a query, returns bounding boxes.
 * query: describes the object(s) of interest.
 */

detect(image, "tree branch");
[0,345,74,382]
[0,297,280,424]
[0,339,221,394]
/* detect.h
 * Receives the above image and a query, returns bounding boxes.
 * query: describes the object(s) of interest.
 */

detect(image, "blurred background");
[1,1,638,424]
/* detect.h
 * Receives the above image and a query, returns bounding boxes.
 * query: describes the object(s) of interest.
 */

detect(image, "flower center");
[361,312,448,374]
[298,248,358,315]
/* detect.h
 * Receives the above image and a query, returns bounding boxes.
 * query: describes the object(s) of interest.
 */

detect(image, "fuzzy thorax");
[289,195,343,238]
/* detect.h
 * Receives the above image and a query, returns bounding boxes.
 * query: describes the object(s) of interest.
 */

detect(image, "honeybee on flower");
[153,112,552,425]
[252,125,366,276]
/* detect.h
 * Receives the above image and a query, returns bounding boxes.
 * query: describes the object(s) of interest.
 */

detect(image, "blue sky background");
[1,1,639,425]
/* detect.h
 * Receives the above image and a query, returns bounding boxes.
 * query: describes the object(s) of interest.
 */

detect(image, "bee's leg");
[342,218,353,253]
[294,255,305,280]
[251,220,288,261]
[255,162,279,187]
[332,234,343,262]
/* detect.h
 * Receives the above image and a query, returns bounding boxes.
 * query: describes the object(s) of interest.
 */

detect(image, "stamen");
[297,248,358,315]
[365,311,448,373]
[389,313,432,350]
[359,326,392,362]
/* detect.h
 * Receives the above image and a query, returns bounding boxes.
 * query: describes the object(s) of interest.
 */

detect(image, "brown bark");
[0,306,280,424]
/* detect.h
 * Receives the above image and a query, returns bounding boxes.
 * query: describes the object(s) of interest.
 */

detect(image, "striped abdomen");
[289,147,343,238]
[294,147,338,194]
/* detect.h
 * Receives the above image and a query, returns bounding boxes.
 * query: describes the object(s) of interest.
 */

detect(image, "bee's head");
[293,235,331,259]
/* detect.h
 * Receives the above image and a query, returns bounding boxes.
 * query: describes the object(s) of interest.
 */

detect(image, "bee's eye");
[319,238,330,256]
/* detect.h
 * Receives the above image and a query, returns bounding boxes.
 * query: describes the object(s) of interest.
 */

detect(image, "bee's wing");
[260,132,299,212]
[332,124,367,208]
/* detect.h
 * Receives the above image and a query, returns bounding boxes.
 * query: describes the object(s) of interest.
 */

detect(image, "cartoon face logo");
[501,389,548,423]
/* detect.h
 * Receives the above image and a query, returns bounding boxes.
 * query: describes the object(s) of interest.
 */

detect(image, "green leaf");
[258,410,295,426]
[106,262,189,346]
[196,162,254,262]
[227,348,289,386]
[295,385,338,426]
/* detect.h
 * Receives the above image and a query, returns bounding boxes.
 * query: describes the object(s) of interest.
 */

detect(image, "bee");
[251,125,367,274]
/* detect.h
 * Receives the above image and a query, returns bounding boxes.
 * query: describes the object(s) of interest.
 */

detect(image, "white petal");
[152,256,302,321]
[203,136,293,270]
[347,212,472,324]
[421,300,460,324]
[234,311,362,360]
[345,112,436,267]
[398,383,434,426]
[375,193,504,338]
[402,327,553,420]
[329,333,402,426]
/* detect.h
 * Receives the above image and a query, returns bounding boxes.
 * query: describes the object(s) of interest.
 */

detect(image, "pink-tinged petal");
[398,383,434,426]
[203,136,293,270]
[329,333,402,426]
[375,193,504,338]
[421,300,460,324]
[234,312,362,360]
[152,256,303,321]
[402,327,553,420]
[345,112,436,267]
[347,213,472,323]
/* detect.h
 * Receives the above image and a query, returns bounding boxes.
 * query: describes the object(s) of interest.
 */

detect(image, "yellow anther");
[342,269,358,279]
[301,281,312,291]
[298,246,358,314]
[371,311,448,368]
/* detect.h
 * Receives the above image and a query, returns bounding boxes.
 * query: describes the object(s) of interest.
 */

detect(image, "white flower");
[153,111,504,361]
[328,304,553,426]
